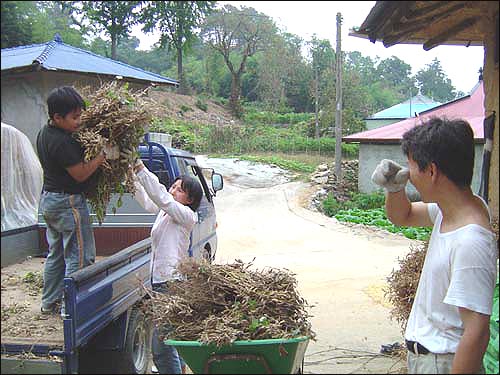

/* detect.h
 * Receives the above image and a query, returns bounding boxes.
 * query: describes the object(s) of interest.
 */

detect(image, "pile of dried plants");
[144,258,315,347]
[385,240,427,334]
[74,81,153,223]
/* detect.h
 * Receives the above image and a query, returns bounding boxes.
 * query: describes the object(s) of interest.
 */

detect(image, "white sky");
[131,1,484,94]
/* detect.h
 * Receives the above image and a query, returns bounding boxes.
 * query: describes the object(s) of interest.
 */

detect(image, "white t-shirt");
[134,168,198,284]
[404,199,498,354]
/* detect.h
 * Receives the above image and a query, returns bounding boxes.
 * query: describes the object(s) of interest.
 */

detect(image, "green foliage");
[235,155,315,173]
[243,109,314,125]
[322,192,431,240]
[195,98,208,112]
[335,208,431,241]
[322,192,385,216]
[1,1,36,48]
[416,58,457,102]
[79,1,142,59]
[180,104,193,113]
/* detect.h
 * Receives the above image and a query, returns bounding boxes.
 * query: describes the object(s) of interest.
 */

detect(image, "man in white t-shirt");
[371,117,497,374]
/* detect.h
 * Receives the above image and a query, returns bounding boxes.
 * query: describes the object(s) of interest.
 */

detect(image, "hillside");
[147,89,243,127]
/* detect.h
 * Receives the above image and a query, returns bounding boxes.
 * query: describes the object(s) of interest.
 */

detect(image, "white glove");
[371,159,409,193]
[120,147,137,163]
[103,143,120,160]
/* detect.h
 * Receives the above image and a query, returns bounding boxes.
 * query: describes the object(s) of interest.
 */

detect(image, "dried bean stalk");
[143,258,316,347]
[73,81,153,224]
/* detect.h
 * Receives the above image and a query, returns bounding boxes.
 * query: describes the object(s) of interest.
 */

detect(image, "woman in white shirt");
[132,159,202,374]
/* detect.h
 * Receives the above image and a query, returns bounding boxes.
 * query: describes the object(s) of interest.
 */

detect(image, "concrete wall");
[358,143,485,200]
[1,71,150,147]
[364,118,401,130]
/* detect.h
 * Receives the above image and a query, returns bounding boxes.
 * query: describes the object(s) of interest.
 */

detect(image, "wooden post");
[335,13,343,182]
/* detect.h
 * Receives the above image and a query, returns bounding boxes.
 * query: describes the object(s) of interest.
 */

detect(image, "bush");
[195,98,208,112]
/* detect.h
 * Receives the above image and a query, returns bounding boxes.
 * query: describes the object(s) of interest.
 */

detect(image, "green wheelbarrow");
[165,336,309,374]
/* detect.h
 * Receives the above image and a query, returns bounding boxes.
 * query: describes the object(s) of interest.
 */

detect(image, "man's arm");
[385,190,433,227]
[452,307,490,373]
[66,153,105,183]
[371,159,432,227]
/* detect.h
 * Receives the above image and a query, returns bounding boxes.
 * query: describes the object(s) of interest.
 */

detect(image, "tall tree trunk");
[111,34,117,60]
[177,46,185,94]
[230,73,242,118]
[315,67,319,139]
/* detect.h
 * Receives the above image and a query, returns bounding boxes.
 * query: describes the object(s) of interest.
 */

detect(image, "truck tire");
[112,307,151,374]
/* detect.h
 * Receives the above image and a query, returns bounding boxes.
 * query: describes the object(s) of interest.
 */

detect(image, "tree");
[78,1,141,60]
[376,56,416,98]
[415,58,457,102]
[202,4,276,117]
[141,1,215,95]
[31,1,88,47]
[1,1,36,48]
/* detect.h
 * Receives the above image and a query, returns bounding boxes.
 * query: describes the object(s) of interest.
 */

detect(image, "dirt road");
[205,157,416,374]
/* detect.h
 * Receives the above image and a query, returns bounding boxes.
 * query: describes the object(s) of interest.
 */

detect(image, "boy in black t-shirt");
[37,86,119,315]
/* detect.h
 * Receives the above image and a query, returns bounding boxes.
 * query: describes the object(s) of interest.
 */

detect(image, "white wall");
[358,143,485,200]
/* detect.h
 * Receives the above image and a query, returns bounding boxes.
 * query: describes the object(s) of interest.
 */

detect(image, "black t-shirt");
[36,124,92,194]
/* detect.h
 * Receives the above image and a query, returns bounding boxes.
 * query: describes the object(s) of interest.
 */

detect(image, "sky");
[130,1,485,94]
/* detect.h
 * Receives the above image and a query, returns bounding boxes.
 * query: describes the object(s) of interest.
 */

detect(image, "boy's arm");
[452,307,490,373]
[66,144,118,183]
[66,152,105,182]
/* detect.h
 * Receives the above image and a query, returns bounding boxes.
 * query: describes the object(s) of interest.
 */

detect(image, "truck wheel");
[113,307,151,374]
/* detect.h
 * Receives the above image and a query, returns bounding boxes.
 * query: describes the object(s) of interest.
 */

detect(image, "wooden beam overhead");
[392,2,468,35]
[366,1,402,42]
[406,1,463,20]
[423,16,480,50]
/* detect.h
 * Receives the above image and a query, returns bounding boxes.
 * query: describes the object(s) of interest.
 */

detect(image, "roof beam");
[423,16,480,50]
[405,1,462,20]
[366,1,402,43]
[392,2,468,35]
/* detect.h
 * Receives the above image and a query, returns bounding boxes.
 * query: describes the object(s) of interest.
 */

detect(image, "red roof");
[344,81,485,143]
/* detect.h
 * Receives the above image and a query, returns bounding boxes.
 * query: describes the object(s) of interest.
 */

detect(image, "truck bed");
[1,255,105,346]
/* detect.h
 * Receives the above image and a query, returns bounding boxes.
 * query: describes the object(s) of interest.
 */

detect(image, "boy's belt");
[44,189,81,194]
[406,340,430,355]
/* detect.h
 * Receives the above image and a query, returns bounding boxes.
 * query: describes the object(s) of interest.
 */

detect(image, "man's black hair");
[401,117,474,188]
[47,86,86,120]
[174,175,203,212]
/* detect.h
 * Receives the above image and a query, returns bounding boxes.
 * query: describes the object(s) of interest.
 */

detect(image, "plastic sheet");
[1,122,43,231]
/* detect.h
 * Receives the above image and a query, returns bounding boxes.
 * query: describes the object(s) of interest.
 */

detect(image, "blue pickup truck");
[1,139,223,374]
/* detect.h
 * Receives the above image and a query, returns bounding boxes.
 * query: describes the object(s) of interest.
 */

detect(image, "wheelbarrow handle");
[203,353,273,374]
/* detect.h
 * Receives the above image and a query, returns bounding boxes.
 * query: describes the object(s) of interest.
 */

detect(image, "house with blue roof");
[365,92,441,130]
[1,34,178,145]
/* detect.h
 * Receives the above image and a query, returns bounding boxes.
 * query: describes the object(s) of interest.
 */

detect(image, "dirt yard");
[204,157,415,374]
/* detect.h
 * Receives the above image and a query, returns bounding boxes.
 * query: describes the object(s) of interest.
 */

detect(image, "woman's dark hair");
[47,86,86,120]
[174,176,203,212]
[401,117,474,188]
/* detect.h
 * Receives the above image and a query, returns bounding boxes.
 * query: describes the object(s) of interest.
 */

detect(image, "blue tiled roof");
[368,94,441,119]
[1,35,177,86]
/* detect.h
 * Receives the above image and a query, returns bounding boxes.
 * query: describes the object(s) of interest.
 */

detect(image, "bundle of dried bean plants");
[144,258,315,347]
[385,240,427,333]
[74,81,153,223]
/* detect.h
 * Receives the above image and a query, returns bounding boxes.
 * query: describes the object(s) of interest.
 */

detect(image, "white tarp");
[1,122,43,231]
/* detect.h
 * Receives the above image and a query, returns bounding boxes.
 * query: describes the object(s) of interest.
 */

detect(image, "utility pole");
[334,12,343,182]
[315,65,319,139]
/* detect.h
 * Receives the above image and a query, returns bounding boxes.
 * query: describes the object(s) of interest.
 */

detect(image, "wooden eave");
[349,1,498,50]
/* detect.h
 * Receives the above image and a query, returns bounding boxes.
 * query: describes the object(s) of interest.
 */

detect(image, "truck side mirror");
[212,173,223,193]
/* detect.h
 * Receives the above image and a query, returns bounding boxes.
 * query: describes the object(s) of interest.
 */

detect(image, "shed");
[366,93,441,130]
[349,0,499,226]
[1,34,178,146]
[344,79,485,199]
